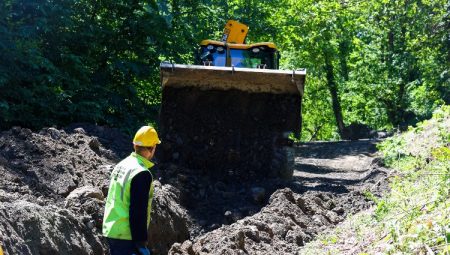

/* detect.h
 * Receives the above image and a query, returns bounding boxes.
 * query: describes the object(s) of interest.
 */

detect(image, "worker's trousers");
[107,238,142,255]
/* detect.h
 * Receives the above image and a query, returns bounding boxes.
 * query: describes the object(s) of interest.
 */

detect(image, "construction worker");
[103,126,161,255]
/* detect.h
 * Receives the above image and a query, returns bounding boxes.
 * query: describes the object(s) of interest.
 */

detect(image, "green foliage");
[277,0,449,139]
[0,0,448,136]
[0,0,161,130]
[371,105,450,254]
[301,105,450,254]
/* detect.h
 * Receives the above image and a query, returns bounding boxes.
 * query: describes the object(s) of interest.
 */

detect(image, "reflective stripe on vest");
[102,153,155,240]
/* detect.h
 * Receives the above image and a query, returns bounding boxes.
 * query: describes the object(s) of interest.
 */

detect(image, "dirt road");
[293,140,387,192]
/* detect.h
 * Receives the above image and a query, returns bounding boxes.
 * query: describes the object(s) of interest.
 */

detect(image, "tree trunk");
[324,52,345,138]
[338,40,349,81]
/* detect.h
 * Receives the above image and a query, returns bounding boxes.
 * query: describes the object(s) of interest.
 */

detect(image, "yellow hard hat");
[133,126,161,147]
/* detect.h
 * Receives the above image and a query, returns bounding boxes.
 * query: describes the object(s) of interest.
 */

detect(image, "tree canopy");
[1,0,448,138]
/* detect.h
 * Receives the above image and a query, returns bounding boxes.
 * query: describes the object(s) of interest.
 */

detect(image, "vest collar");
[131,152,154,169]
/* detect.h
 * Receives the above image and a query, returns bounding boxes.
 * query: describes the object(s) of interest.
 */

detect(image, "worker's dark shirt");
[129,170,152,242]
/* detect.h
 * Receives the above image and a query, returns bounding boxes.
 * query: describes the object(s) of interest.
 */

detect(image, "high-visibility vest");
[102,153,155,240]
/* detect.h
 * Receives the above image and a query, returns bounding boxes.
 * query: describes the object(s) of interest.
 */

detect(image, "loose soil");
[0,125,190,255]
[0,125,390,255]
[168,140,390,255]
[158,86,302,180]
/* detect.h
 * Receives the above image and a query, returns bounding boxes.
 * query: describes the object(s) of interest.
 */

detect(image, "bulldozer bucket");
[158,63,306,180]
[160,63,305,95]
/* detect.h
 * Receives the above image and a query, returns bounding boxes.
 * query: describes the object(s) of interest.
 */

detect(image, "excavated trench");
[0,125,389,255]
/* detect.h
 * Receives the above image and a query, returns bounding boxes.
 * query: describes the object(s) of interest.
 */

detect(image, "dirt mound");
[0,126,190,255]
[167,140,389,254]
[169,186,384,255]
[0,198,104,254]
[0,126,390,254]
[148,182,191,254]
[158,87,301,180]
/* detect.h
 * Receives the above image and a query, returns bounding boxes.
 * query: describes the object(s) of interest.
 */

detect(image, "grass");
[301,105,450,255]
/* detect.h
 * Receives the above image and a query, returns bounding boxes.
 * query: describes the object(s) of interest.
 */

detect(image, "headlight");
[217,46,224,52]
[207,45,214,50]
[252,47,260,53]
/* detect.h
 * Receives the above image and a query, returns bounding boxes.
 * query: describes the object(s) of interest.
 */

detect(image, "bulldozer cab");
[198,20,279,69]
[197,40,279,69]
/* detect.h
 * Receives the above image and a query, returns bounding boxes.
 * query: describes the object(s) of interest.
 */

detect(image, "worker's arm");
[129,170,152,244]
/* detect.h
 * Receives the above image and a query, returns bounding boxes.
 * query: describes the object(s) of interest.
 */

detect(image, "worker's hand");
[136,246,150,255]
[134,241,150,255]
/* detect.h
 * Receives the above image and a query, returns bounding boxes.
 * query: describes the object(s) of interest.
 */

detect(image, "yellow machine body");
[221,20,249,43]
[200,39,277,50]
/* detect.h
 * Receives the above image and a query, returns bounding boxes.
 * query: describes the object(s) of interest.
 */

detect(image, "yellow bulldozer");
[158,20,306,180]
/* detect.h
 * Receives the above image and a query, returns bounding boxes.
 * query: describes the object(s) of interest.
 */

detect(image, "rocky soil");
[168,140,390,255]
[0,125,190,255]
[0,125,390,255]
[158,86,302,180]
